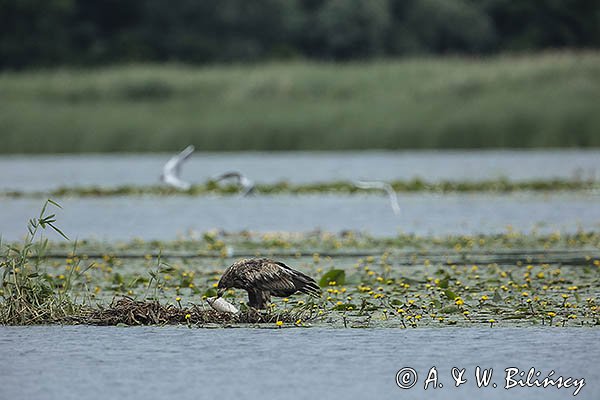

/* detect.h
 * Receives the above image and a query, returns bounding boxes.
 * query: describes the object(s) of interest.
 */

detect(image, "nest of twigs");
[65,297,304,326]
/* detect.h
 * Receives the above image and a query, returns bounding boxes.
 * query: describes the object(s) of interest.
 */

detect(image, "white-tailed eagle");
[216,258,320,309]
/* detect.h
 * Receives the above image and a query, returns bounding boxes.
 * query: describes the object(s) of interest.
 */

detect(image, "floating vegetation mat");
[3,247,599,328]
[2,202,599,328]
[2,178,599,198]
[41,230,600,258]
[65,297,306,326]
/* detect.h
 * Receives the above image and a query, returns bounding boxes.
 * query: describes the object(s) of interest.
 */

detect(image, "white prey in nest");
[206,297,240,314]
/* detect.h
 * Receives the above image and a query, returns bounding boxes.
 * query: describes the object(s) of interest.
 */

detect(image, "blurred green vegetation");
[1,52,599,153]
[3,178,598,198]
[1,0,599,69]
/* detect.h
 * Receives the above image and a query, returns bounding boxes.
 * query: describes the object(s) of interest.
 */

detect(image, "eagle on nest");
[216,258,321,309]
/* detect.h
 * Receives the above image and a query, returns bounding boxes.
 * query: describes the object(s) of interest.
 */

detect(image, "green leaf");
[204,288,217,297]
[333,303,355,311]
[401,277,424,285]
[441,305,461,314]
[319,269,346,287]
[113,273,124,285]
[437,278,449,289]
[47,223,69,240]
[47,199,63,209]
[444,289,457,300]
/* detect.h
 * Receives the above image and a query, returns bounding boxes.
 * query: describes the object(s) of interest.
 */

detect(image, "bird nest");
[66,297,303,326]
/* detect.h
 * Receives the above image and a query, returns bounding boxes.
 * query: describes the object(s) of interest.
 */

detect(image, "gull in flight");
[215,171,256,196]
[160,145,195,190]
[354,180,400,215]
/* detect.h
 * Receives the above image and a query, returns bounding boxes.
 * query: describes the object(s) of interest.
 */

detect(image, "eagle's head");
[216,278,230,298]
[216,259,246,298]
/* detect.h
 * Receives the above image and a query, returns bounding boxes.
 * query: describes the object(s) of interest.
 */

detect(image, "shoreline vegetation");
[2,177,599,198]
[4,1,597,69]
[1,201,599,327]
[33,229,600,254]
[1,52,600,153]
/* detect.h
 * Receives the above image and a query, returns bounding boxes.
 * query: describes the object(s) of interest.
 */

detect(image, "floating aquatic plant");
[2,204,599,327]
[2,177,598,199]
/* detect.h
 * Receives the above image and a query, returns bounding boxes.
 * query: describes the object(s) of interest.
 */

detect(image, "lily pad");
[319,269,345,287]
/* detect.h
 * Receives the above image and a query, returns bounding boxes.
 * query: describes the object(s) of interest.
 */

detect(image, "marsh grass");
[0,200,83,324]
[1,52,600,153]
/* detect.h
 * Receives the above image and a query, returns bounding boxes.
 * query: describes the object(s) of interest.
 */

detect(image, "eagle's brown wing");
[236,258,321,297]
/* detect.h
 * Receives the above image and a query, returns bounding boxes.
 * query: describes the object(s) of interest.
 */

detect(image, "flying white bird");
[160,145,195,190]
[354,180,400,215]
[214,171,256,196]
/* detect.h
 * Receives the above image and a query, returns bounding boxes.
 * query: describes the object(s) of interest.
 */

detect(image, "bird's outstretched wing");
[161,145,194,190]
[354,180,400,215]
[163,145,195,177]
[354,180,385,191]
[239,175,255,197]
[230,258,321,297]
[215,171,256,197]
[214,171,242,183]
[381,184,401,215]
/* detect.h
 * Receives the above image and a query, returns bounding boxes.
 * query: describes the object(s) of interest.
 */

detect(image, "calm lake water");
[2,192,600,241]
[1,150,598,191]
[2,151,598,400]
[0,326,597,400]
[1,150,599,240]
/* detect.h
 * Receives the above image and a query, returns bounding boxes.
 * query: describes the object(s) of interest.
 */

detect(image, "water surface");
[1,150,598,191]
[0,326,597,400]
[2,192,599,241]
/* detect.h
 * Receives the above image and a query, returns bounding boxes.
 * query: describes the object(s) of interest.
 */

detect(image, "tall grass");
[1,51,599,153]
[0,200,83,325]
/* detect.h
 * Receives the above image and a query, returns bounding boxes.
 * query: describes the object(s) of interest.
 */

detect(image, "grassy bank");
[1,52,599,153]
